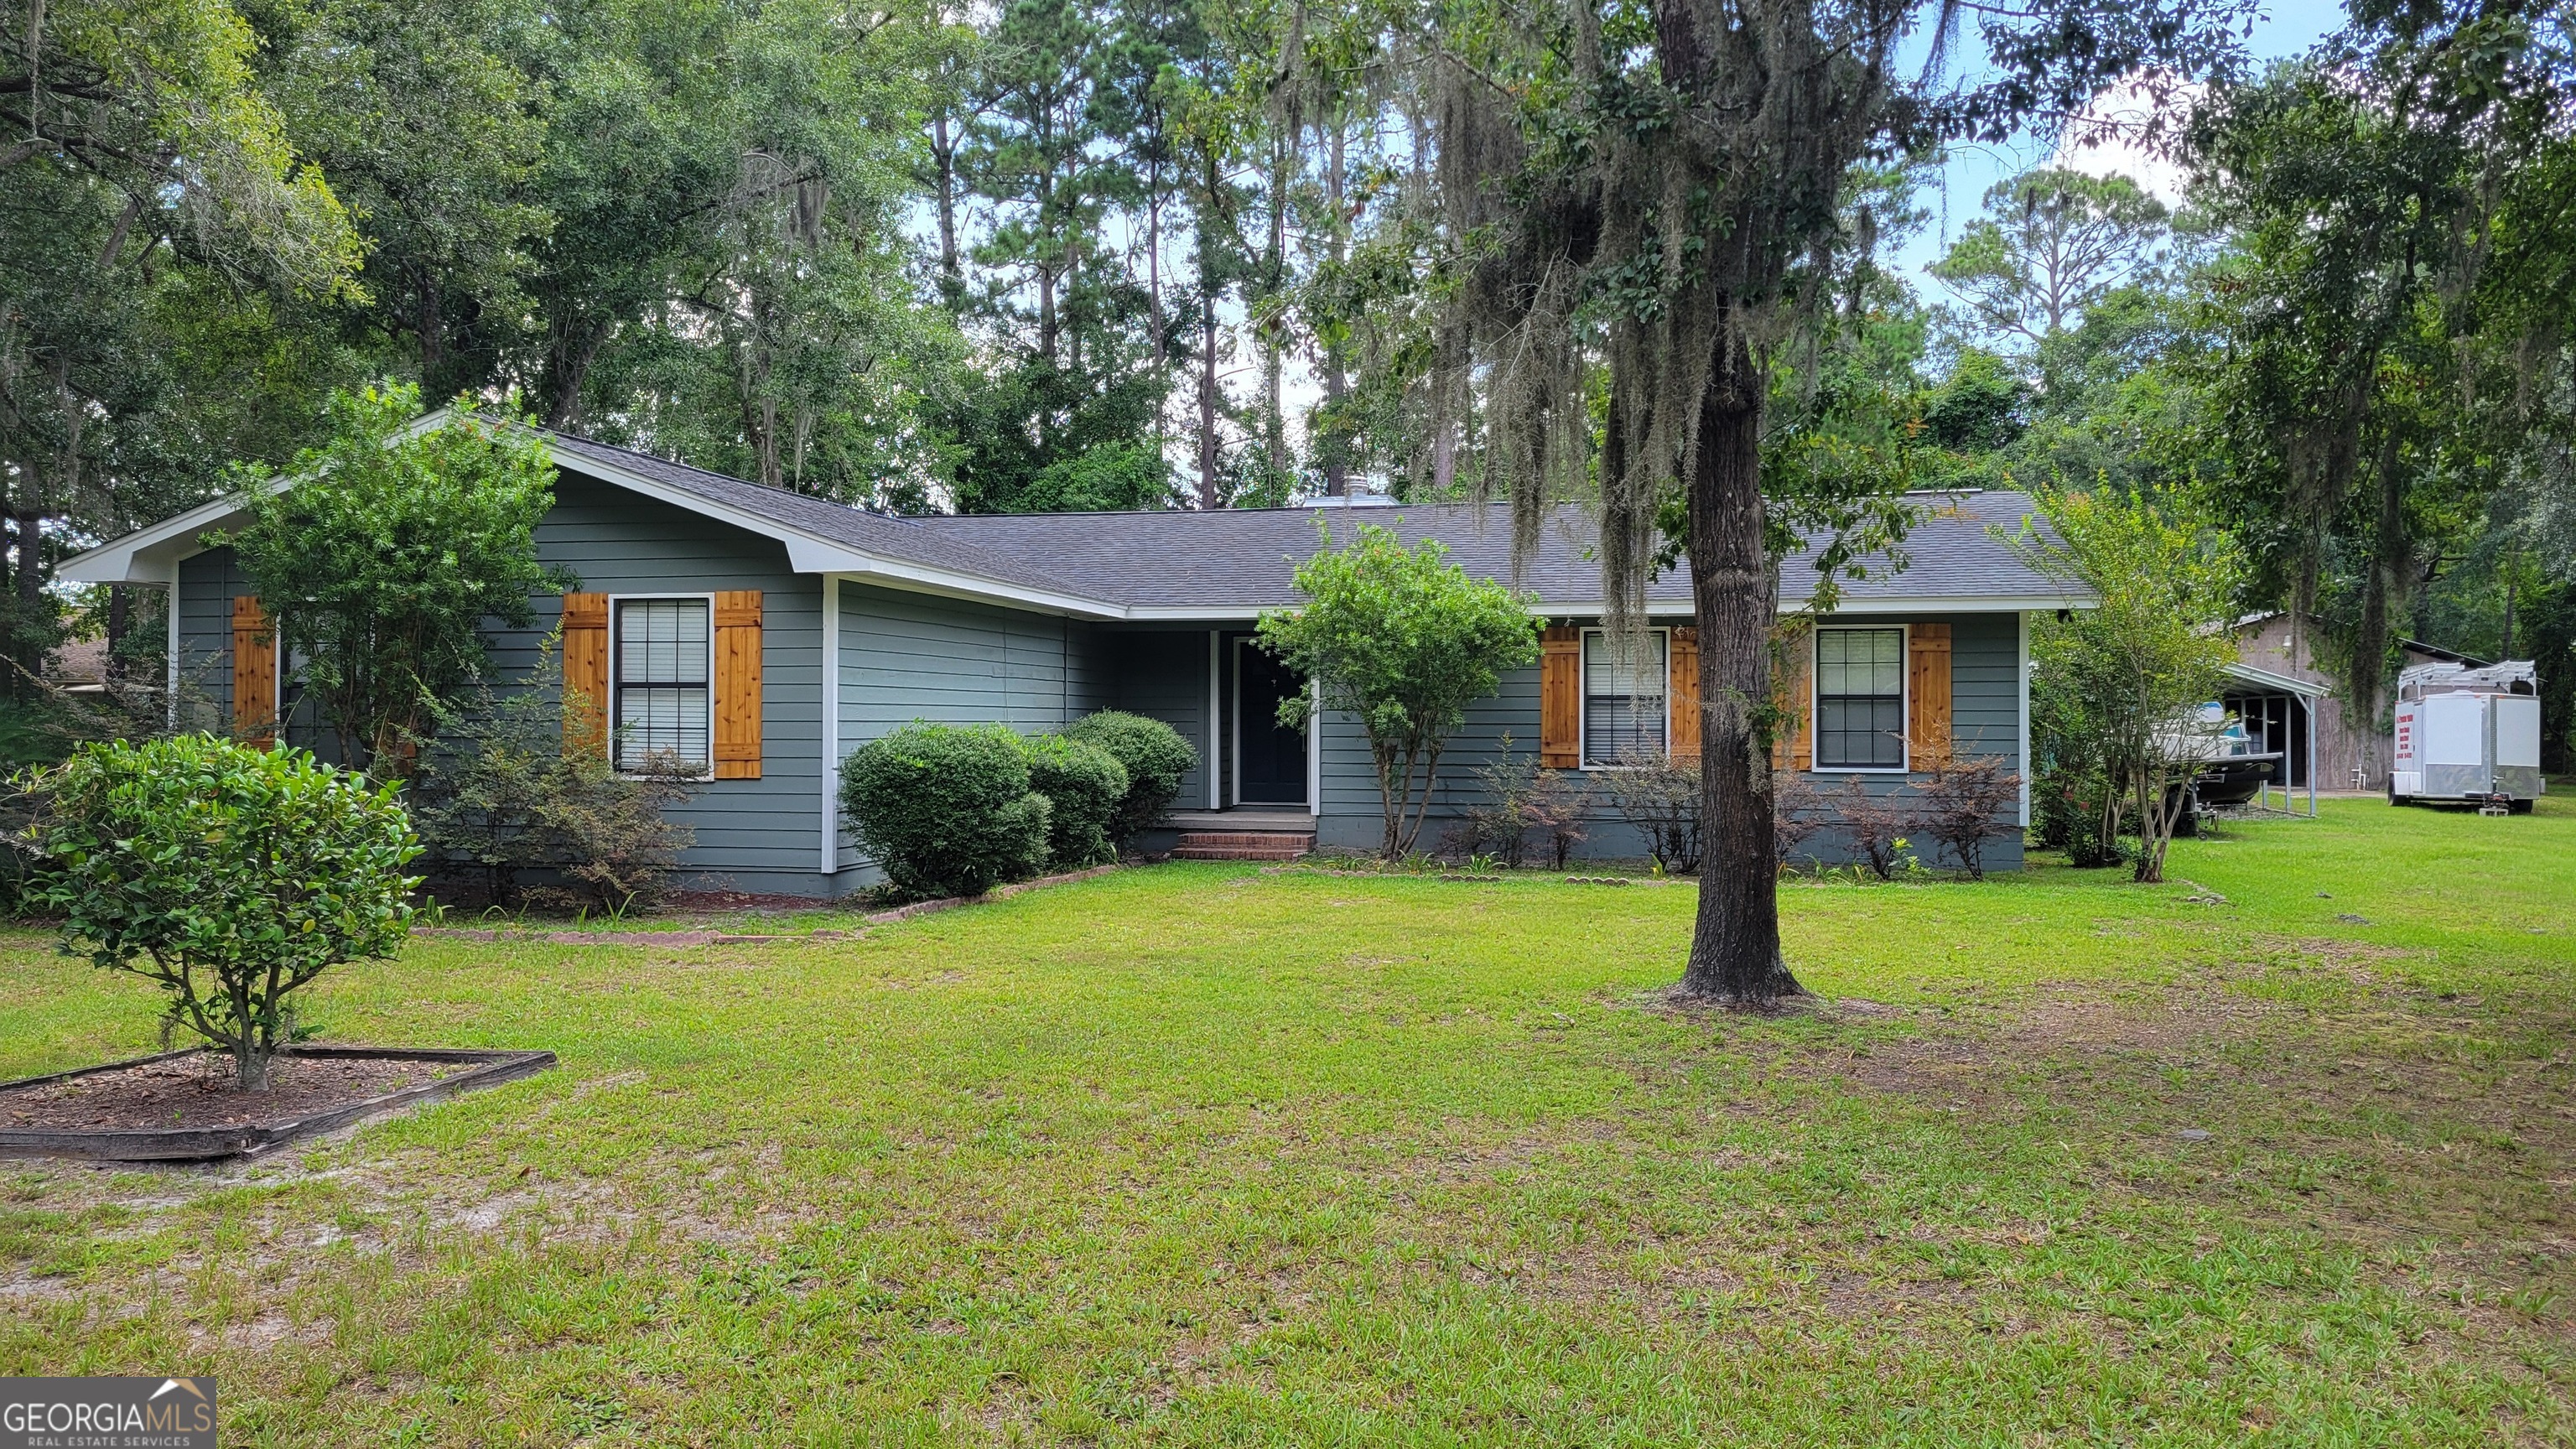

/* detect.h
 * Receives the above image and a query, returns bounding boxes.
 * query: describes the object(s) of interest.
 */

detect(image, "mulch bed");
[3,1052,430,1131]
[0,1046,556,1161]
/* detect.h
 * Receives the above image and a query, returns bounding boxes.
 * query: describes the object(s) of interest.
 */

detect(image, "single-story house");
[61,429,2080,895]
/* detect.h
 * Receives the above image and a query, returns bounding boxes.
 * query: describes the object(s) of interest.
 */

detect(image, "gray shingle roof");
[547,432,2063,615]
[545,433,1103,600]
[911,491,2059,612]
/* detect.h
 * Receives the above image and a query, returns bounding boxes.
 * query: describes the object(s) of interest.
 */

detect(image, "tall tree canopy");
[1407,0,2251,1001]
[2186,0,2576,724]
[9,0,2576,831]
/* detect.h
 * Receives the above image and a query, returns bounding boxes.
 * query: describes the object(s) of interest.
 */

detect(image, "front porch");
[1166,808,1317,861]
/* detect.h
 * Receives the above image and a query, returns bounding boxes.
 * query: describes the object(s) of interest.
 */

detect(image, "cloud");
[2049,75,2200,205]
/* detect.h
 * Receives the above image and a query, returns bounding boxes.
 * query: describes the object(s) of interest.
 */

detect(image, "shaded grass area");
[2,797,2571,1444]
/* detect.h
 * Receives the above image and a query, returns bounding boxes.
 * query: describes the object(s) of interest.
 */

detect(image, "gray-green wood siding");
[830,584,1109,875]
[1308,612,2025,869]
[526,475,829,893]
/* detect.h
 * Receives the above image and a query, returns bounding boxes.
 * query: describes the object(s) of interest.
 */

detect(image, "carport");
[2221,662,2325,816]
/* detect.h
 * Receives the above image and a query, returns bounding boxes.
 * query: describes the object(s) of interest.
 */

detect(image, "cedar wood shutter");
[1770,626,1814,772]
[1907,622,1953,767]
[561,593,610,757]
[1667,627,1700,759]
[713,589,763,778]
[231,596,277,746]
[1539,626,1581,767]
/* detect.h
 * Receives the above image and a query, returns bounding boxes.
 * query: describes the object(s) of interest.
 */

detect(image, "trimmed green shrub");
[23,735,420,1090]
[1066,710,1197,845]
[1023,734,1128,868]
[840,723,1050,899]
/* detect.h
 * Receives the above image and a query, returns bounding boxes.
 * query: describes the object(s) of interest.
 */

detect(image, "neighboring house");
[2227,612,2490,792]
[61,431,2080,896]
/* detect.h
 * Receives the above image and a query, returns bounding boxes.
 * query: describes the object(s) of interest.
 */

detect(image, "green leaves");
[839,723,1054,900]
[220,383,571,776]
[2015,482,2246,881]
[1257,522,1539,856]
[22,735,421,1085]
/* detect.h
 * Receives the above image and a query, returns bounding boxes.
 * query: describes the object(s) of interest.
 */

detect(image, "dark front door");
[1237,641,1308,805]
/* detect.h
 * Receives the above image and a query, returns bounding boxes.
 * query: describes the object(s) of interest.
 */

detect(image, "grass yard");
[3,797,2573,1445]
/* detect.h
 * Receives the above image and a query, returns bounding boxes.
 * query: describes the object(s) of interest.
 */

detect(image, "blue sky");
[1889,0,2353,286]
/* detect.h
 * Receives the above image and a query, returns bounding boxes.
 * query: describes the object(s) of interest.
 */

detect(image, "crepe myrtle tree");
[2012,482,2244,884]
[1412,0,2252,1003]
[1257,522,1540,858]
[25,735,421,1091]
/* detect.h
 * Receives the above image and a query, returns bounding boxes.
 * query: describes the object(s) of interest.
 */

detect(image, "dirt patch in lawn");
[2,1053,435,1131]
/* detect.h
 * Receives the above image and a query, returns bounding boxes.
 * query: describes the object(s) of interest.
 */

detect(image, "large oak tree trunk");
[1680,340,1801,1004]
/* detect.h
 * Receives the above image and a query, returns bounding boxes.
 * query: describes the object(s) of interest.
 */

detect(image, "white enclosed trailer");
[2390,661,2544,813]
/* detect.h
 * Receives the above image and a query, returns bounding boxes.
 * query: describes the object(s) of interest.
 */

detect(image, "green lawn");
[3,798,2572,1445]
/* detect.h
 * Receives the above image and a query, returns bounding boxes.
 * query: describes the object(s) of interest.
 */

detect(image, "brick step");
[1171,830,1315,861]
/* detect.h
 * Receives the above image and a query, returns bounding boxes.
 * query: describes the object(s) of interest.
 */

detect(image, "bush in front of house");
[1065,710,1197,846]
[1909,745,2023,880]
[841,723,1051,899]
[1600,748,1704,875]
[1022,734,1128,868]
[23,735,420,1090]
[410,636,695,912]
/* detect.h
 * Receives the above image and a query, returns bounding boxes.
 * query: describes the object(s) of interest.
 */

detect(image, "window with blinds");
[615,598,712,772]
[1581,629,1668,766]
[1815,627,1905,768]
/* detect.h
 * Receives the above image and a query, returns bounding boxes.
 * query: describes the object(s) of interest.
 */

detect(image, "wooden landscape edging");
[0,1046,558,1164]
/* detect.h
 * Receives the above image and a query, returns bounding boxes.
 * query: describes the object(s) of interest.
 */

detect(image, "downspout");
[818,575,841,876]
[2016,610,2032,827]
[1307,676,1322,814]
[165,558,182,731]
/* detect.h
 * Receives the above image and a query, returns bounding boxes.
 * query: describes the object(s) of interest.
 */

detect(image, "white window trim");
[1576,626,1674,771]
[1811,622,1912,774]
[609,592,718,783]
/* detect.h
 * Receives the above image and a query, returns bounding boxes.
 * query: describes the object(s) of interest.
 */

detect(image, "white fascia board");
[1118,594,2086,625]
[57,492,264,584]
[57,408,463,586]
[1790,594,2095,617]
[813,551,1121,619]
[62,418,1119,618]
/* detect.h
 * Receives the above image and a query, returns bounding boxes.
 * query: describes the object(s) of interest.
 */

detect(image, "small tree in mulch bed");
[22,735,421,1090]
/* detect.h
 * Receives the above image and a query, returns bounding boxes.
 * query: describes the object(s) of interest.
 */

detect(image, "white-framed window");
[1580,627,1669,767]
[613,595,713,775]
[1815,626,1906,770]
